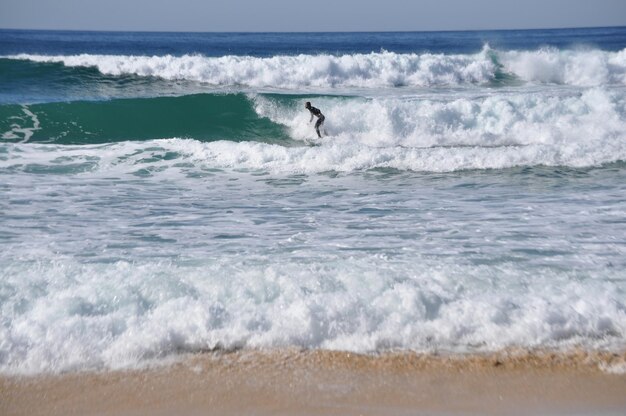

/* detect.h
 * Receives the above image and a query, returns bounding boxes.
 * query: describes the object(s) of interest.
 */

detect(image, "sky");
[1,0,626,32]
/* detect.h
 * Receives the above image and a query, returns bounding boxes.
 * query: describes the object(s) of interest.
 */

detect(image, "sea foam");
[499,47,626,86]
[1,255,624,374]
[10,46,626,88]
[9,50,495,88]
[254,88,626,148]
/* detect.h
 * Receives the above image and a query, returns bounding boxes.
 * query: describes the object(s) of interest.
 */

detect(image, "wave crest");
[9,46,626,88]
[9,50,495,88]
[499,47,626,86]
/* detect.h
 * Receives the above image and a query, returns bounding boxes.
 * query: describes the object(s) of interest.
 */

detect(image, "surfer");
[305,102,325,138]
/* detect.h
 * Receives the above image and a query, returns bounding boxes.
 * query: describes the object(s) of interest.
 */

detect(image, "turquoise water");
[1,28,626,374]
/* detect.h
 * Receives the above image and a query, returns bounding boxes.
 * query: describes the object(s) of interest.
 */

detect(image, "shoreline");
[2,349,626,416]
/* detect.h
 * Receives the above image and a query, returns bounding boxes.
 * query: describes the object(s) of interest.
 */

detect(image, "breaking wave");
[7,45,626,89]
[2,88,625,173]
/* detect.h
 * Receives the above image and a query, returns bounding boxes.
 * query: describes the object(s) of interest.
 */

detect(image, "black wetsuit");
[308,106,325,138]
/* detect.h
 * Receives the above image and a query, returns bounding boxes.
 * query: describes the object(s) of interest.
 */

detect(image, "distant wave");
[6,45,626,88]
[499,47,626,86]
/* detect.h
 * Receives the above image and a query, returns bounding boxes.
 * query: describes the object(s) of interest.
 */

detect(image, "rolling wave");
[6,45,626,89]
[0,93,290,144]
[2,88,626,173]
[3,88,626,147]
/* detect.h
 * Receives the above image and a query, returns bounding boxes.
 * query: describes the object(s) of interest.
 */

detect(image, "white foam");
[1,105,41,143]
[9,46,626,88]
[168,138,620,174]
[0,256,624,375]
[500,47,626,86]
[1,136,622,177]
[254,88,626,148]
[600,361,626,374]
[8,49,495,88]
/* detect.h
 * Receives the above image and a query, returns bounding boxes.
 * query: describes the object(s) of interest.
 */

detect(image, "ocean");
[1,27,625,375]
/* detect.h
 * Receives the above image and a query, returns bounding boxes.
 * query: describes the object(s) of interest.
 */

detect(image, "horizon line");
[1,24,625,35]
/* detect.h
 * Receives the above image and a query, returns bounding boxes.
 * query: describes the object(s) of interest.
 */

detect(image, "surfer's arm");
[309,112,313,122]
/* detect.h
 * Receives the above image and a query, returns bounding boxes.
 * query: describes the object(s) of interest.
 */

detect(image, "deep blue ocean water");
[1,27,626,374]
[3,27,626,57]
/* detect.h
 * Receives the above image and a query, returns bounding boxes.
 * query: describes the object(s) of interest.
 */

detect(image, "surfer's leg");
[315,118,323,138]
[315,116,325,138]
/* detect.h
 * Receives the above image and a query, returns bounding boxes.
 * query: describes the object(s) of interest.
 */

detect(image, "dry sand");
[2,349,626,416]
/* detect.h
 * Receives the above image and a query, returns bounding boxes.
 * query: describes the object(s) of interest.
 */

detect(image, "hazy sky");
[1,0,626,32]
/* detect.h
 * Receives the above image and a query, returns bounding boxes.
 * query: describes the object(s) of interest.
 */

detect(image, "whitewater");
[9,44,626,88]
[1,28,625,375]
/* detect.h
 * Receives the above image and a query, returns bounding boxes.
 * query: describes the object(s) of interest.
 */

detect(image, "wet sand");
[2,349,626,416]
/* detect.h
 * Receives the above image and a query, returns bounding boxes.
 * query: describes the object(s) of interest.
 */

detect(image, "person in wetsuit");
[305,101,325,138]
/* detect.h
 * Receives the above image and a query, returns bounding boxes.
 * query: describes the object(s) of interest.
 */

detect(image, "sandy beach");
[2,349,626,416]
